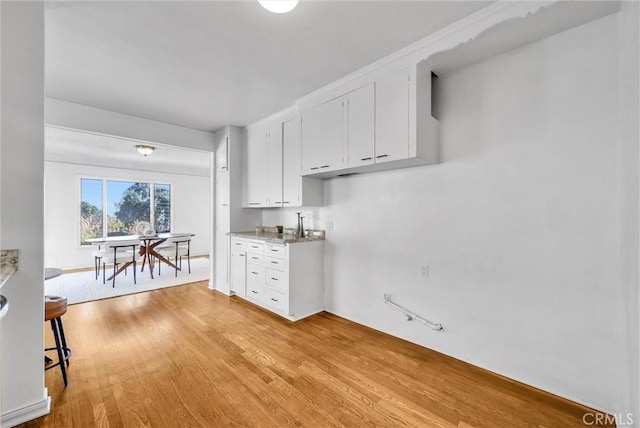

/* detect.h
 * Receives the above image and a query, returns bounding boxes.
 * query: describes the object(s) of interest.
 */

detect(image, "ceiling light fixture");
[259,0,299,14]
[135,145,155,156]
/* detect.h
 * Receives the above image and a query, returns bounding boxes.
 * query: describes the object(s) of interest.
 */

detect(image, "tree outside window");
[81,179,172,244]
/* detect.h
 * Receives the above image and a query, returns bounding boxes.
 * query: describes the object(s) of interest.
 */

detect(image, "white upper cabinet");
[266,123,283,207]
[282,118,301,206]
[346,84,375,168]
[244,129,267,207]
[375,68,410,163]
[301,96,345,174]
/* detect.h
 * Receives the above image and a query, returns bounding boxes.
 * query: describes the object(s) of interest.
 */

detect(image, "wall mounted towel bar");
[383,294,443,331]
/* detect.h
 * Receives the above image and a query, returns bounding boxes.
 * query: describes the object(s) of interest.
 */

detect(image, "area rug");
[45,257,210,304]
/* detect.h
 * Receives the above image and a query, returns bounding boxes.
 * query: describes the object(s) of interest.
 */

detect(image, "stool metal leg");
[56,317,70,367]
[50,319,68,387]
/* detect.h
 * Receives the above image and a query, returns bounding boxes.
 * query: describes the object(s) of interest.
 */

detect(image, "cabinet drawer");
[264,287,287,313]
[231,239,247,250]
[266,256,287,272]
[247,242,265,253]
[266,268,288,291]
[247,263,265,283]
[246,280,265,302]
[247,252,266,265]
[265,244,287,258]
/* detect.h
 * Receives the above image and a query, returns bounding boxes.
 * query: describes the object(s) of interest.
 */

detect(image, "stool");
[45,295,72,387]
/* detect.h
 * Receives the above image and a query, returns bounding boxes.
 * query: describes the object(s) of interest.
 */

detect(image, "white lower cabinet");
[229,236,324,321]
[229,247,246,297]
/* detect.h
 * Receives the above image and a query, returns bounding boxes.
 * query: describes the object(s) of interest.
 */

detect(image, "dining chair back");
[157,236,191,277]
[101,239,140,287]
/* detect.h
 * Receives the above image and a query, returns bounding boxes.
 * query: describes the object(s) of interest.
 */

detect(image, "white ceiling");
[45,1,491,133]
[45,127,211,177]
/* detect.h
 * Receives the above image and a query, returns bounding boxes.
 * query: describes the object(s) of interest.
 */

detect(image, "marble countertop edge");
[228,231,325,244]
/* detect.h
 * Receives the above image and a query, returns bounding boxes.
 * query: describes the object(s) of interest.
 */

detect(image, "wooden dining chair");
[101,239,140,287]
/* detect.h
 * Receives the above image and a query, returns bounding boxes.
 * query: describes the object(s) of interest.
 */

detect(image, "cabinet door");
[282,118,301,206]
[245,130,267,207]
[301,96,344,173]
[230,248,246,297]
[216,133,229,171]
[347,84,375,168]
[266,123,283,207]
[376,69,409,163]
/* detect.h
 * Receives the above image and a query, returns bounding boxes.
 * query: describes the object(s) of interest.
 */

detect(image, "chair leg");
[187,254,191,274]
[133,260,137,284]
[112,262,117,288]
[103,262,106,284]
[175,256,178,277]
[50,319,68,387]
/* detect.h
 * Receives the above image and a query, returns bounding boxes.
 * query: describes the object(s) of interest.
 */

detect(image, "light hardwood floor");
[22,281,611,427]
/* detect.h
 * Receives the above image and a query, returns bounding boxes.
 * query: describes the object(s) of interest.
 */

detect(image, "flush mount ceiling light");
[259,0,299,14]
[135,145,155,156]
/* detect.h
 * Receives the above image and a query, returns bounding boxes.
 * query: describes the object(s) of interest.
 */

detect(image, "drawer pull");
[376,154,388,159]
[310,167,319,170]
[270,298,278,302]
[235,242,242,246]
[270,277,278,281]
[251,290,258,294]
[239,254,245,257]
[251,271,259,275]
[320,165,330,168]
[248,202,261,206]
[270,249,280,252]
[251,256,258,259]
[271,261,278,264]
[361,157,372,161]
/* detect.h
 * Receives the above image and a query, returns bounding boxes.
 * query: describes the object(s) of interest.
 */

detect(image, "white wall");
[44,161,210,269]
[46,98,215,153]
[264,12,629,414]
[0,2,49,426]
[617,1,640,424]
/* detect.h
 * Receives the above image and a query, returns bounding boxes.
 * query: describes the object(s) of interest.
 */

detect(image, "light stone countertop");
[228,230,325,244]
[0,249,19,289]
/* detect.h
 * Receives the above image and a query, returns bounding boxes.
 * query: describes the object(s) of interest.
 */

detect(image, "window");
[80,179,103,245]
[80,179,171,244]
[154,184,171,233]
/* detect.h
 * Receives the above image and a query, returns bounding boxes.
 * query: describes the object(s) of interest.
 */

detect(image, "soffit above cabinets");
[426,1,621,75]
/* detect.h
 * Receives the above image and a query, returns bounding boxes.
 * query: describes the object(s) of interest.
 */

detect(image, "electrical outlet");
[420,265,429,279]
[327,220,334,230]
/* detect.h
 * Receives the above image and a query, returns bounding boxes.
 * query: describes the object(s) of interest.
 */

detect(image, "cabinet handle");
[320,165,330,168]
[248,202,261,206]
[283,202,290,204]
[235,242,242,246]
[221,203,228,207]
[310,167,319,170]
[251,271,259,275]
[251,290,258,294]
[361,157,372,161]
[251,256,258,259]
[239,254,245,257]
[376,154,388,159]
[270,249,279,252]
[274,201,282,204]
[271,277,278,281]
[270,298,278,302]
[271,261,278,264]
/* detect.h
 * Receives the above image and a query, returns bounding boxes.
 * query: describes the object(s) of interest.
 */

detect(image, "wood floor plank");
[20,281,613,427]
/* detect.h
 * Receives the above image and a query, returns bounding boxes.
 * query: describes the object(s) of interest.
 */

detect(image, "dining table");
[85,233,195,281]
[138,233,195,279]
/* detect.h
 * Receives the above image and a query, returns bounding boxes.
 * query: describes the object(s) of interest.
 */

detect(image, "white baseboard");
[1,390,50,428]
